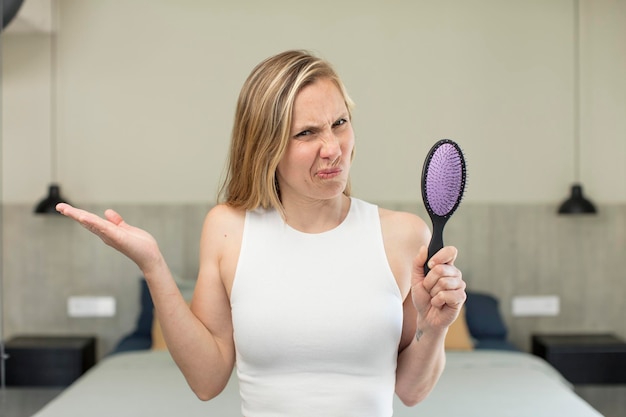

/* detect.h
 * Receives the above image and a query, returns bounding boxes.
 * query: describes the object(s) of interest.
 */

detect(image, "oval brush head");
[421,139,467,274]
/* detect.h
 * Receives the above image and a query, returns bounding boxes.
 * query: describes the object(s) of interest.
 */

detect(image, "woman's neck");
[281,194,351,234]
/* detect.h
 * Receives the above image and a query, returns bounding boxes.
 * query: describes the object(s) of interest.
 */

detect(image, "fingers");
[426,245,458,271]
[56,204,98,226]
[57,203,121,227]
[423,265,464,295]
[56,203,92,223]
[419,246,465,308]
[412,246,428,281]
[417,246,458,287]
[431,288,467,309]
[56,203,117,238]
[104,209,124,226]
[55,202,72,215]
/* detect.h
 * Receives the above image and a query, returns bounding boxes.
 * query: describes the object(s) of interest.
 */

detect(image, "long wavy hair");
[218,50,355,216]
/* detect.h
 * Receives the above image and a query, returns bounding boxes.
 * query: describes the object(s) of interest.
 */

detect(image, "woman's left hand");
[411,246,466,331]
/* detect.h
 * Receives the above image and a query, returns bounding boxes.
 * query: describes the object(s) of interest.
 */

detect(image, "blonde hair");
[218,50,355,215]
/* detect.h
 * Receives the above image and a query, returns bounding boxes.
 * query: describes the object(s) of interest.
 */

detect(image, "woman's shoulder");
[378,206,431,248]
[206,203,246,221]
[201,204,246,241]
[375,206,431,298]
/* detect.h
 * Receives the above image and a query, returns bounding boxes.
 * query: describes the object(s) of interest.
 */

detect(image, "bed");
[33,280,603,417]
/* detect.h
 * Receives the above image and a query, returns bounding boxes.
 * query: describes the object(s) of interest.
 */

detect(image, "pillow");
[151,313,167,350]
[464,292,508,340]
[444,306,474,350]
[136,278,155,338]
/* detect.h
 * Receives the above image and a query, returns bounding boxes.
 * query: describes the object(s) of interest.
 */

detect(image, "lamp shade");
[2,0,25,30]
[558,184,597,215]
[34,183,70,214]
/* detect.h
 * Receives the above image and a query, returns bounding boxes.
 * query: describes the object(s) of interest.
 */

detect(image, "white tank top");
[231,198,403,417]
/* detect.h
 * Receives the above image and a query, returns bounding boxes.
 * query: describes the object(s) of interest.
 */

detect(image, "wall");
[2,0,625,204]
[2,203,209,355]
[3,201,626,356]
[1,0,625,356]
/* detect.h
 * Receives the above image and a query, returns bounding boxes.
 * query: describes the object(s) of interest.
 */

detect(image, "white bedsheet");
[409,350,602,417]
[34,349,602,417]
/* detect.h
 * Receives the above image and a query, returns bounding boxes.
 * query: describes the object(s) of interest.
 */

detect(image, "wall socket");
[512,295,560,317]
[67,296,116,317]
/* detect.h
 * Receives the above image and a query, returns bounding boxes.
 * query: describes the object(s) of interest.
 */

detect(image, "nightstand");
[5,335,97,387]
[532,333,626,384]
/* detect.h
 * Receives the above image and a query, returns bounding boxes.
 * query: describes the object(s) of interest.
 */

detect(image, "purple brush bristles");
[421,139,466,274]
[425,142,465,217]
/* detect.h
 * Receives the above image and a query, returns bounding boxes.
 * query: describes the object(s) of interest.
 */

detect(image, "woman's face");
[276,78,355,203]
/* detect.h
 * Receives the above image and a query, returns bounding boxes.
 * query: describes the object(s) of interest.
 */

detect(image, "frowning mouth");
[316,168,342,179]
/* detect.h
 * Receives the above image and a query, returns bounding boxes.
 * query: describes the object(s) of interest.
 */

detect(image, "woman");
[57,50,465,416]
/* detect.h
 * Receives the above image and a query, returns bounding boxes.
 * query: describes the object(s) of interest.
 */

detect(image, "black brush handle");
[424,215,447,275]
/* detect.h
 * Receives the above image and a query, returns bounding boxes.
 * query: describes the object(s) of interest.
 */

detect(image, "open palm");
[56,203,163,274]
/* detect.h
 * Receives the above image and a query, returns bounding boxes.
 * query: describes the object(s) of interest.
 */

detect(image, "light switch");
[68,296,116,317]
[512,295,560,317]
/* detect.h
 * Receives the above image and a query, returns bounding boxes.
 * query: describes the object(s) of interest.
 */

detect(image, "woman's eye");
[333,118,347,127]
[294,130,312,138]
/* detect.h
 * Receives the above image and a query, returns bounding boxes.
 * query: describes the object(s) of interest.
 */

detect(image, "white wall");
[2,0,625,205]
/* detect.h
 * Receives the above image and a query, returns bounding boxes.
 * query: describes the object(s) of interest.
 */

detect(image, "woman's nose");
[320,134,342,160]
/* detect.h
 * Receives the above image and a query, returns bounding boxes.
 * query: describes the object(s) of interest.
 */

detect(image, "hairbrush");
[421,139,467,275]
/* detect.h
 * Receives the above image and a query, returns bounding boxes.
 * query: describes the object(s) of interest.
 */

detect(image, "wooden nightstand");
[5,335,96,387]
[532,333,626,385]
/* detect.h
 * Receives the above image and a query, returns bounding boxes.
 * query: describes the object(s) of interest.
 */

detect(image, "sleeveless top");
[230,198,403,417]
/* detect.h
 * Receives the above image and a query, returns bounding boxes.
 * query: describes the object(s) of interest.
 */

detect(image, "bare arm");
[395,245,465,405]
[55,203,239,400]
[380,210,465,406]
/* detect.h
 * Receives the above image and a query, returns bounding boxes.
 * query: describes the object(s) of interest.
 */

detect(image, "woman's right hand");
[56,203,164,274]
